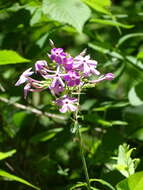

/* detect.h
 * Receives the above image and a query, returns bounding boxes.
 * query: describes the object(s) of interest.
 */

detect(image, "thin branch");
[0,96,66,120]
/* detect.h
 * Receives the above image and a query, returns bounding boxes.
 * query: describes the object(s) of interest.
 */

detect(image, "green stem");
[74,87,91,190]
[77,123,91,190]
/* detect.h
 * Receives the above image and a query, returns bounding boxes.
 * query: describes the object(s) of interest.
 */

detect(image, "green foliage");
[0,0,143,189]
[82,0,111,15]
[42,0,91,33]
[114,144,140,177]
[0,170,40,190]
[0,150,16,160]
[0,50,30,65]
[116,171,143,190]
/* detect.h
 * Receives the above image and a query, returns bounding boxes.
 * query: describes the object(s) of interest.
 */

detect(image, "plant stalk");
[74,87,91,190]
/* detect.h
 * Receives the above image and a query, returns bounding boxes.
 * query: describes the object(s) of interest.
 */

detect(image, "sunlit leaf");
[116,33,143,48]
[90,178,115,190]
[0,150,16,160]
[116,171,143,190]
[42,0,91,33]
[82,0,111,15]
[0,169,40,190]
[90,18,134,29]
[0,50,30,65]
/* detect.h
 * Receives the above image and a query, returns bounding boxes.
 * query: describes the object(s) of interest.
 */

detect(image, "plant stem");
[74,87,91,190]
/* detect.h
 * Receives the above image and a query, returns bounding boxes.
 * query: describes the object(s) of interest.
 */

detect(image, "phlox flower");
[15,68,34,86]
[64,71,80,86]
[56,96,78,113]
[73,55,100,76]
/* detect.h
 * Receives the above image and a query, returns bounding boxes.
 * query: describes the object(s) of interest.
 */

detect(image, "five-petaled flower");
[15,68,34,86]
[56,96,78,113]
[15,43,114,113]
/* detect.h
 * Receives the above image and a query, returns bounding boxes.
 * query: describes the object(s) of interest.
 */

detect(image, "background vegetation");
[0,0,143,189]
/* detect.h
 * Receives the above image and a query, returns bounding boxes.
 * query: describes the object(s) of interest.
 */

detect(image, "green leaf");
[70,182,87,190]
[0,50,30,65]
[114,144,139,177]
[90,178,115,190]
[0,169,40,190]
[116,171,143,190]
[81,99,96,110]
[90,18,134,29]
[128,82,143,106]
[30,8,42,26]
[42,0,91,33]
[116,33,143,48]
[130,128,143,141]
[126,56,143,71]
[137,51,143,59]
[0,150,16,160]
[88,43,123,60]
[82,0,111,15]
[30,128,63,143]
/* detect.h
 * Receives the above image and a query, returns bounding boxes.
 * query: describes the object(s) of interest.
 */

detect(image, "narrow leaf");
[0,150,16,161]
[90,18,134,29]
[0,169,40,190]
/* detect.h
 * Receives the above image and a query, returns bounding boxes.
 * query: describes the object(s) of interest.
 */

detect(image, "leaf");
[116,33,143,48]
[88,43,123,60]
[90,18,134,29]
[90,178,115,190]
[126,56,143,71]
[70,182,87,190]
[131,128,143,141]
[0,169,40,190]
[81,99,96,110]
[30,8,42,26]
[137,51,143,59]
[116,171,143,190]
[30,128,63,143]
[128,82,143,106]
[42,0,91,33]
[0,50,30,65]
[114,144,139,177]
[0,150,16,161]
[82,0,111,15]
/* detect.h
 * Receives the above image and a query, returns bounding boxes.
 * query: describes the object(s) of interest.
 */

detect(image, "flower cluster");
[15,44,114,113]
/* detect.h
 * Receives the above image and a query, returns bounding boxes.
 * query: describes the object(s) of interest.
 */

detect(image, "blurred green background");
[0,0,143,189]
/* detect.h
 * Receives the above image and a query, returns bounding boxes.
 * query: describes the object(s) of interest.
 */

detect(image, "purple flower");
[46,66,66,88]
[64,71,80,86]
[104,73,115,80]
[49,48,67,64]
[49,81,64,95]
[89,73,115,83]
[73,54,100,76]
[35,60,47,72]
[15,68,34,86]
[24,83,31,99]
[56,96,77,113]
[63,56,73,71]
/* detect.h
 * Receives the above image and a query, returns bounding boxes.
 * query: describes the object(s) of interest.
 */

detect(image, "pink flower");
[15,68,34,86]
[56,96,78,113]
[73,54,100,76]
[89,73,115,83]
[46,66,66,88]
[49,81,64,95]
[64,71,80,86]
[35,60,47,72]
[49,48,67,64]
[24,83,31,99]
